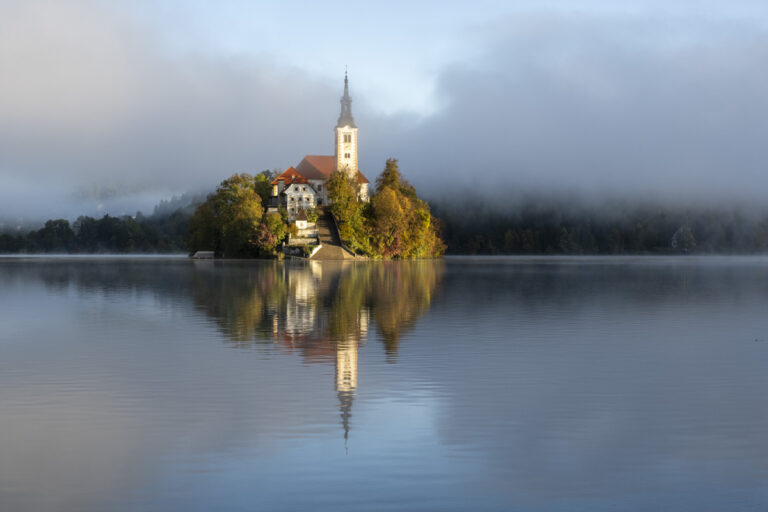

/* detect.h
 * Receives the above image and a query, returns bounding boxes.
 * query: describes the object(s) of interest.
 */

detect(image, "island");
[187,74,444,260]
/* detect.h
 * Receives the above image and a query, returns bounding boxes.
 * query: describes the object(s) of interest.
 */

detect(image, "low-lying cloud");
[2,2,768,222]
[377,15,768,207]
[0,1,337,219]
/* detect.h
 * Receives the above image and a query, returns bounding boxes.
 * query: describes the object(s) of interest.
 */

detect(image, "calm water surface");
[2,255,768,511]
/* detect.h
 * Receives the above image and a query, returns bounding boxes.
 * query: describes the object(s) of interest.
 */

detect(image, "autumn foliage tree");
[371,159,443,258]
[327,168,373,255]
[329,158,444,258]
[255,212,288,254]
[188,173,288,257]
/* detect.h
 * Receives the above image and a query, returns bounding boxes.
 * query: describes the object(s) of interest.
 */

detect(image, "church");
[269,73,370,220]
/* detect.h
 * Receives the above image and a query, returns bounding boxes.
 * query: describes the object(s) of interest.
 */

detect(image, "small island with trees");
[186,157,445,260]
[187,73,444,260]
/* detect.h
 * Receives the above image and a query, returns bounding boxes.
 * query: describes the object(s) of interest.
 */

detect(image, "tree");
[369,159,444,258]
[188,174,265,257]
[371,186,408,257]
[671,225,697,253]
[327,169,360,222]
[29,219,75,252]
[328,158,444,259]
[188,201,221,254]
[254,212,288,254]
[253,172,274,205]
[376,158,416,199]
[327,169,373,255]
[0,234,23,253]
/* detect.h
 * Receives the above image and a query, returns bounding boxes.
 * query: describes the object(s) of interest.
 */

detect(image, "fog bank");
[2,2,768,221]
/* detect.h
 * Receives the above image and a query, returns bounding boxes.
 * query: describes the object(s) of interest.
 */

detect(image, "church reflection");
[336,339,357,444]
[190,260,442,442]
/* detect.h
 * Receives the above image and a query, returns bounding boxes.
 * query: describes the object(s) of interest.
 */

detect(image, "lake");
[1,255,768,511]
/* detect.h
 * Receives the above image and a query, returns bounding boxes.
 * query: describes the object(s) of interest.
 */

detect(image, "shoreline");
[3,253,768,264]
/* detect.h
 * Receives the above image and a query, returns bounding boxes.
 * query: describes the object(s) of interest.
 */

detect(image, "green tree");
[328,169,360,222]
[30,219,76,252]
[327,169,373,255]
[253,172,274,205]
[188,201,221,254]
[73,216,99,252]
[188,173,265,257]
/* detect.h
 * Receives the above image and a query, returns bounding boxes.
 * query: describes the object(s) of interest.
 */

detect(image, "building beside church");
[270,73,370,220]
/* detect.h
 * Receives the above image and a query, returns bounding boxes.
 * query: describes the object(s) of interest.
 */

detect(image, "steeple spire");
[338,389,354,447]
[335,338,358,449]
[337,70,356,128]
[333,69,363,193]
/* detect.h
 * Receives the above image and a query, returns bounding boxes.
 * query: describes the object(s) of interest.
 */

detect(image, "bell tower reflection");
[336,338,358,444]
[334,307,368,445]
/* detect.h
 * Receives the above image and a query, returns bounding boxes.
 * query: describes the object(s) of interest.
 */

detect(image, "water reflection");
[5,257,768,511]
[187,261,440,352]
[0,258,445,512]
[188,260,443,440]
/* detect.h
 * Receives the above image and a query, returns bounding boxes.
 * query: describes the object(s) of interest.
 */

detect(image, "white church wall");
[335,127,358,177]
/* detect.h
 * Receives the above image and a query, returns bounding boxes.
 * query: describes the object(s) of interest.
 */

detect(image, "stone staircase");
[311,208,356,260]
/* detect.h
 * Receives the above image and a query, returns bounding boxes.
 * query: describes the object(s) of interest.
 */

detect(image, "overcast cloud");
[384,14,768,206]
[2,1,768,221]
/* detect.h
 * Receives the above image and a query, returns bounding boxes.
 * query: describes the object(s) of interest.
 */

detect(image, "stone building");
[270,73,370,220]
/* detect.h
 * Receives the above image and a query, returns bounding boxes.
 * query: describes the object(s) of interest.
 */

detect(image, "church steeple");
[335,338,358,450]
[337,71,356,128]
[334,71,359,180]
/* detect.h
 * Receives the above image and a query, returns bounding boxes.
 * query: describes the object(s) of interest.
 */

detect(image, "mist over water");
[2,256,768,511]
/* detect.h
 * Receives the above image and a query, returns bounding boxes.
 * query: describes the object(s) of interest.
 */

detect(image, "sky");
[2,0,768,221]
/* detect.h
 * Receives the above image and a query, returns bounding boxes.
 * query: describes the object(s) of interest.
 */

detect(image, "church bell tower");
[335,72,358,179]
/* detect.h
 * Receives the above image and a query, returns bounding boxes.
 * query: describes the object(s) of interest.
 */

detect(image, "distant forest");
[433,197,768,255]
[3,192,768,255]
[0,194,201,254]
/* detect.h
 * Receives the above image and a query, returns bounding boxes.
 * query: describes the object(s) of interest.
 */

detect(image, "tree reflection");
[190,260,443,441]
[190,260,442,356]
[189,262,290,345]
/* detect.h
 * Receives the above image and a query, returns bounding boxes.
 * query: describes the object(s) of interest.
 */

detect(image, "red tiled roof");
[295,155,370,184]
[271,166,303,185]
[289,175,309,185]
[296,155,335,179]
